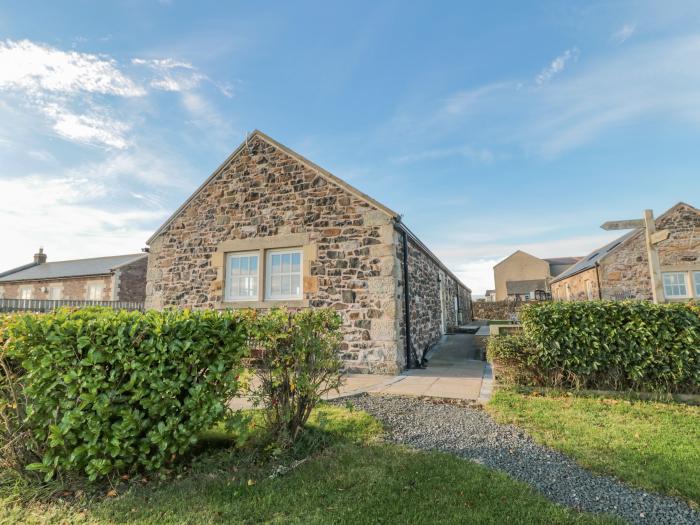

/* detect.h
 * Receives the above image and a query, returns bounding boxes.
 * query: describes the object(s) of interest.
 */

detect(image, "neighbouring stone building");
[550,202,700,302]
[0,249,147,302]
[493,251,581,301]
[145,130,472,373]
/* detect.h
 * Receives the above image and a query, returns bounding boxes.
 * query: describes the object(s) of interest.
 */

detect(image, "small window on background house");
[19,286,32,300]
[87,284,104,301]
[266,248,303,300]
[48,286,61,300]
[524,293,530,301]
[694,272,700,298]
[225,252,259,301]
[662,272,688,298]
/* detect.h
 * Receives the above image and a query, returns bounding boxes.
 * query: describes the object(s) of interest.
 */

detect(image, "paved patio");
[230,333,488,409]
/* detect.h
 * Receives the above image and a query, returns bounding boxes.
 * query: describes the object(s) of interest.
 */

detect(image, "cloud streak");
[612,24,636,43]
[535,48,579,85]
[388,34,700,159]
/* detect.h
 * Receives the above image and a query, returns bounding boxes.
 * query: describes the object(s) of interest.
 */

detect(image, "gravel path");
[333,394,699,525]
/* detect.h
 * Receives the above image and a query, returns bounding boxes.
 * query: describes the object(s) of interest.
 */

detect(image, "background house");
[145,131,472,374]
[493,251,581,301]
[550,202,700,302]
[0,249,147,302]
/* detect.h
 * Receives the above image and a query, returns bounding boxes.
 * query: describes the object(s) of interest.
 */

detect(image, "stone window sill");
[217,299,310,309]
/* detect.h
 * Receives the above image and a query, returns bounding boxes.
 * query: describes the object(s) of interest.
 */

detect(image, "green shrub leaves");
[489,301,700,393]
[1,308,249,481]
[250,308,343,446]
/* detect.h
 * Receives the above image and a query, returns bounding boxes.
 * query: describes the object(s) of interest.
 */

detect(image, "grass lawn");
[1,404,619,525]
[487,388,700,507]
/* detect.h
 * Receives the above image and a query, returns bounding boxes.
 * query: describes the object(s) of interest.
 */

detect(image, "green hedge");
[489,301,700,393]
[1,308,249,481]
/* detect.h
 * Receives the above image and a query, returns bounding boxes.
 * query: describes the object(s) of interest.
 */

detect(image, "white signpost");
[601,209,668,304]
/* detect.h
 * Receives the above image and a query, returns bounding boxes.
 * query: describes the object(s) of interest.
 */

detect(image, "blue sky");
[1,1,699,294]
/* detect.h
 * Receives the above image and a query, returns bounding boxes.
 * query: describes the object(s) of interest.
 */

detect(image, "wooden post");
[643,209,665,304]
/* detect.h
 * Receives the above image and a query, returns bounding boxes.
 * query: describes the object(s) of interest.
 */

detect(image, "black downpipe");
[401,230,412,369]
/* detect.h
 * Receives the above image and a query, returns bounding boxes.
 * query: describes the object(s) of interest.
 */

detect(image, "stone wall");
[550,267,600,301]
[472,300,523,320]
[396,235,472,364]
[0,275,113,301]
[146,134,403,374]
[113,257,147,302]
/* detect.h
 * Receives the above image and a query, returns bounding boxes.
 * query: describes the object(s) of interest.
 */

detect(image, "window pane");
[281,275,291,295]
[292,252,301,272]
[250,256,258,272]
[271,275,281,295]
[695,272,700,297]
[240,256,249,273]
[663,272,687,297]
[230,257,240,275]
[281,254,290,273]
[291,274,301,296]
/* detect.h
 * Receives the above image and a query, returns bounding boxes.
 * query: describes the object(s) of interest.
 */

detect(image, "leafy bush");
[497,301,700,392]
[486,334,539,386]
[250,308,343,446]
[1,308,248,481]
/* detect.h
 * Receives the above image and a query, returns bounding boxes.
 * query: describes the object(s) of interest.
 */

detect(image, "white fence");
[0,298,144,313]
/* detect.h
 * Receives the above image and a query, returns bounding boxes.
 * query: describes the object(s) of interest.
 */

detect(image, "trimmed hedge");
[1,308,249,481]
[488,301,700,393]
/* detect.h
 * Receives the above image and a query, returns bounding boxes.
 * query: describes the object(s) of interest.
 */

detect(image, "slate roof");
[506,279,547,295]
[0,254,146,283]
[550,230,640,284]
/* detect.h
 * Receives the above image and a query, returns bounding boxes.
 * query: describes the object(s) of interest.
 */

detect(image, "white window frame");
[662,271,689,299]
[86,283,104,301]
[48,285,62,300]
[265,248,303,300]
[692,271,700,298]
[225,251,260,302]
[19,286,32,300]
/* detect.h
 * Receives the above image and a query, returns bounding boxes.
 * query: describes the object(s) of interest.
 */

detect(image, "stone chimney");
[33,247,47,264]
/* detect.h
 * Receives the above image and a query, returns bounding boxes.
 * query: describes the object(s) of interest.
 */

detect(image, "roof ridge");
[38,253,145,265]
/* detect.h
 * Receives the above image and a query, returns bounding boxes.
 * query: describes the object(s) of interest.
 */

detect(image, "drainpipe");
[595,262,603,300]
[401,229,412,369]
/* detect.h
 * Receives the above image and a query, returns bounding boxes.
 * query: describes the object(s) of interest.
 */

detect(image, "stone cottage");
[0,249,148,302]
[145,130,472,373]
[550,202,700,302]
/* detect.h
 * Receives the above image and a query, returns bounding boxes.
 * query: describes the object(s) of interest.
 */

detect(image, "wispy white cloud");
[133,57,234,97]
[392,34,700,159]
[535,48,579,85]
[0,175,166,270]
[440,83,511,117]
[132,57,205,92]
[40,102,131,149]
[0,39,233,150]
[390,144,495,164]
[0,39,145,149]
[612,23,636,44]
[0,39,144,96]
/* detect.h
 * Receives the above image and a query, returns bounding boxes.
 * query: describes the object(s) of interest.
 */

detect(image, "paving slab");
[228,334,487,407]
